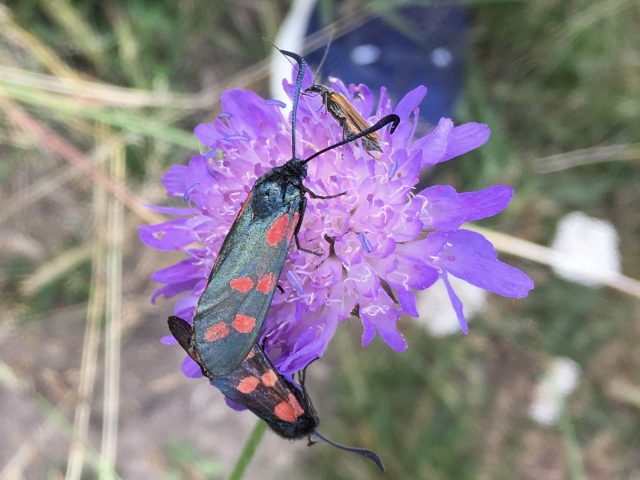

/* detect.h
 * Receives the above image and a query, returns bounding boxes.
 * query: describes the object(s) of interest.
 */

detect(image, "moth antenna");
[297,359,318,406]
[314,30,335,81]
[277,49,307,160]
[309,431,385,472]
[302,114,400,165]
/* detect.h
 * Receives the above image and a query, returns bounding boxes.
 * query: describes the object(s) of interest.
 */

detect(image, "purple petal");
[415,117,453,166]
[394,85,427,120]
[161,335,177,345]
[389,283,419,317]
[441,123,491,162]
[224,396,248,412]
[360,297,406,351]
[161,155,215,197]
[151,258,202,284]
[460,186,513,222]
[344,262,380,298]
[418,185,514,230]
[334,232,364,267]
[328,76,349,97]
[150,280,199,303]
[376,86,391,117]
[354,83,375,117]
[181,356,203,378]
[387,150,421,187]
[441,274,469,334]
[145,204,199,216]
[286,270,304,294]
[220,89,281,131]
[375,317,407,351]
[417,185,472,230]
[434,230,535,298]
[360,314,376,347]
[194,123,217,146]
[386,255,439,291]
[309,258,342,289]
[277,320,336,375]
[138,221,196,250]
[443,229,497,259]
[174,292,199,320]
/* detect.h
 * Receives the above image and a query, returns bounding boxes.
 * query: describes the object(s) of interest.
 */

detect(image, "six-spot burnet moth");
[175,50,399,378]
[167,49,398,470]
[305,83,383,156]
[168,316,384,470]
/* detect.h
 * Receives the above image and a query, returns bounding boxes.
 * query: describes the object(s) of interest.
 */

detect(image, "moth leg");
[294,196,321,256]
[302,185,346,200]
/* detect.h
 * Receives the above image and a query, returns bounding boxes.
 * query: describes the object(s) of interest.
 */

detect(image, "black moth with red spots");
[168,316,384,470]
[168,49,397,376]
[169,316,315,437]
[167,49,398,470]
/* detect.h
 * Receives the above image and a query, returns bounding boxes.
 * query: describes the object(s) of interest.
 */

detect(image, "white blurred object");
[417,276,487,337]
[351,44,381,65]
[529,357,581,426]
[550,211,620,287]
[269,0,317,109]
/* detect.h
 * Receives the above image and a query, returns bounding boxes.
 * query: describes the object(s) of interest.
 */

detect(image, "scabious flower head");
[141,67,534,378]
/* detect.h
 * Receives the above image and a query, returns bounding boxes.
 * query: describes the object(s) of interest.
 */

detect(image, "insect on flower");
[165,49,396,467]
[305,83,383,156]
[144,41,535,455]
[170,49,399,379]
[168,316,384,470]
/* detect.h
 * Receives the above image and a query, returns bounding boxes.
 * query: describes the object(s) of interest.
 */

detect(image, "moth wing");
[210,345,313,437]
[167,316,193,353]
[193,196,302,376]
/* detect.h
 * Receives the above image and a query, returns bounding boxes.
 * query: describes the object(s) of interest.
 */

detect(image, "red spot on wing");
[288,393,305,417]
[274,401,297,422]
[230,277,254,293]
[256,272,276,294]
[266,214,290,246]
[204,322,230,342]
[286,212,299,241]
[261,370,278,387]
[237,376,260,394]
[232,314,256,333]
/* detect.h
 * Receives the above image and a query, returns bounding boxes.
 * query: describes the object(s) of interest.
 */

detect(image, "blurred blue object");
[303,4,468,125]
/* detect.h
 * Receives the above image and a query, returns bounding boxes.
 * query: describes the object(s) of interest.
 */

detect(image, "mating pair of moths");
[168,50,399,470]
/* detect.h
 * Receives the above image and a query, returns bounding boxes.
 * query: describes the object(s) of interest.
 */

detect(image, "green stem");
[228,420,267,480]
[559,406,586,480]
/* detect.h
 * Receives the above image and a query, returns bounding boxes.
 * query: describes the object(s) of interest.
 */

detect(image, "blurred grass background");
[1,0,639,479]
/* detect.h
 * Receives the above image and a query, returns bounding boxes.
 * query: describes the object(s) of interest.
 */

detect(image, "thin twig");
[20,244,94,296]
[0,5,79,79]
[534,143,640,173]
[0,96,162,224]
[65,160,108,480]
[99,141,125,479]
[100,141,125,479]
[0,65,217,109]
[0,137,120,224]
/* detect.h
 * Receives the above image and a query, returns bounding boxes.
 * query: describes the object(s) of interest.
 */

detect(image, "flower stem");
[228,419,267,480]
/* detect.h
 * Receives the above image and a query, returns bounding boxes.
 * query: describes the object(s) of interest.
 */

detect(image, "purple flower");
[140,69,533,378]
